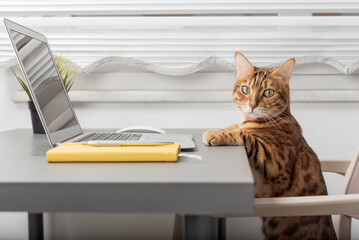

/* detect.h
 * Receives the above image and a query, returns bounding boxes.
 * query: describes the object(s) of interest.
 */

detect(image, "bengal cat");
[203,52,337,240]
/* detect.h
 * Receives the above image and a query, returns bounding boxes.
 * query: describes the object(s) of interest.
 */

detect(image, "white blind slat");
[2,16,359,26]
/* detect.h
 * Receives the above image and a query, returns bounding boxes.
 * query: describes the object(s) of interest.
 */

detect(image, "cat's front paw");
[203,130,222,146]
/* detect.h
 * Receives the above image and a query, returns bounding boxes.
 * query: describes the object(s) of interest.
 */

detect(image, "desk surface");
[0,129,254,215]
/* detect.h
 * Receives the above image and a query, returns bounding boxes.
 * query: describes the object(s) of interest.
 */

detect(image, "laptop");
[3,18,195,149]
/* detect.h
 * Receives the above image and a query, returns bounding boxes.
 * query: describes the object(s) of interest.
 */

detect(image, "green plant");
[56,56,77,92]
[11,56,77,101]
[12,63,32,101]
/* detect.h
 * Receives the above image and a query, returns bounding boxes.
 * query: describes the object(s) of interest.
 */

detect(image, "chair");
[173,141,359,240]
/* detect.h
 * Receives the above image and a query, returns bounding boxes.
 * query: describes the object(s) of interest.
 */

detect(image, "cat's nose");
[249,102,257,110]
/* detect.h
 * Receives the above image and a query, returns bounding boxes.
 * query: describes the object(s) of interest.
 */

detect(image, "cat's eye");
[263,89,275,98]
[241,85,250,95]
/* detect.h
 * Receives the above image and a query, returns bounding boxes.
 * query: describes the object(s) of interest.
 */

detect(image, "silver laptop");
[4,18,195,149]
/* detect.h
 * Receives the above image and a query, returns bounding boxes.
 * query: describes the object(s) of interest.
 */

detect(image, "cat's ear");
[235,52,254,80]
[271,58,296,85]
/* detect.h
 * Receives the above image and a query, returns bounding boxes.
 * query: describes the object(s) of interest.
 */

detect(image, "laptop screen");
[9,29,79,133]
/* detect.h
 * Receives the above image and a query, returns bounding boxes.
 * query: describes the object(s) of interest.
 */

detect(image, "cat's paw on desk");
[203,130,222,146]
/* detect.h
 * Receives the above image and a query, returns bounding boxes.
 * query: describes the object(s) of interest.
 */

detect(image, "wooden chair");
[173,142,359,240]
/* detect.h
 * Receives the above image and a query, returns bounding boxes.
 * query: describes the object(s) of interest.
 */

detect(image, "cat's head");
[233,52,295,120]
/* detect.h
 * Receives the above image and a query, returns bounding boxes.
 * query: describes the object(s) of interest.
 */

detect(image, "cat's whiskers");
[277,118,290,125]
[263,113,285,133]
[271,112,292,125]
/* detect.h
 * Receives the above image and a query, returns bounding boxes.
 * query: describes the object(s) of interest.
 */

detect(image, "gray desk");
[0,129,254,240]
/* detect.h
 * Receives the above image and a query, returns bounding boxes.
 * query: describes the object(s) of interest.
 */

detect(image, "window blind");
[1,1,359,73]
[1,1,359,103]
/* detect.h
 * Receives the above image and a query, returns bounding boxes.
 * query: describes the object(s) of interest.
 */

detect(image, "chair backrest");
[342,141,359,219]
[334,141,359,239]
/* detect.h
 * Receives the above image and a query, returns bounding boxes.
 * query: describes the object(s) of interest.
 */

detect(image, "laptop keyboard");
[76,133,143,142]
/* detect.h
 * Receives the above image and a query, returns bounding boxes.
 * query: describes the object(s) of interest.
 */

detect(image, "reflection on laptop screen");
[10,30,78,133]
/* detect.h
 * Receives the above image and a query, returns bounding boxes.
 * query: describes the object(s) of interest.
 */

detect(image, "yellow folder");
[46,142,181,163]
